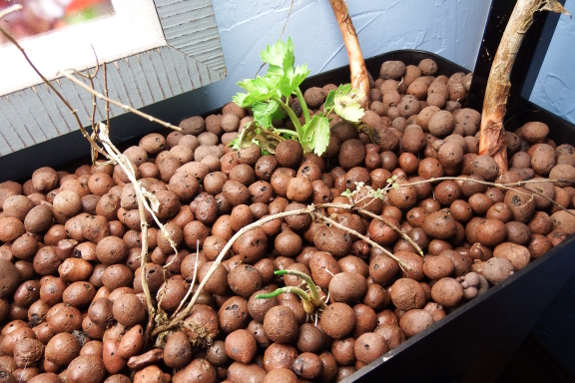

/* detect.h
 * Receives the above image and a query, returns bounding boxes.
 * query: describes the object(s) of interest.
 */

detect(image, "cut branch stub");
[479,0,569,172]
[328,0,370,110]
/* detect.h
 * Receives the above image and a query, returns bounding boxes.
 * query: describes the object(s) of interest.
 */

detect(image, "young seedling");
[341,176,399,202]
[256,269,326,323]
[232,38,364,156]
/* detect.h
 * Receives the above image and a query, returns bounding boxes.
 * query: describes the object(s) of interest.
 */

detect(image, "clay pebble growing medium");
[0,57,574,383]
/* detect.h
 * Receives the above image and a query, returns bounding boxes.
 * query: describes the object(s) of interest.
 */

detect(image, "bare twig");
[103,62,110,125]
[98,122,181,338]
[318,214,410,270]
[357,208,424,257]
[73,45,100,131]
[58,71,181,131]
[399,176,574,217]
[387,175,562,189]
[0,9,110,160]
[279,0,295,40]
[97,123,157,338]
[171,241,199,319]
[152,206,316,336]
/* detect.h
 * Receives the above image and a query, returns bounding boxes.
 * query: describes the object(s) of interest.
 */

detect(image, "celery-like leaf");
[336,102,364,123]
[333,84,365,123]
[301,115,330,156]
[252,100,283,128]
[324,89,335,111]
[237,76,271,95]
[235,75,281,107]
[260,38,295,72]
[232,93,247,107]
[277,64,310,98]
[292,65,311,88]
[336,83,352,96]
[232,38,330,155]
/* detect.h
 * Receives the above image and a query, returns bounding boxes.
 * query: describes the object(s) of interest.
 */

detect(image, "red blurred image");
[0,0,114,45]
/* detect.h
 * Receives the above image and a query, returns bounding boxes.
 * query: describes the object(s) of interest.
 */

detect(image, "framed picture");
[0,0,226,157]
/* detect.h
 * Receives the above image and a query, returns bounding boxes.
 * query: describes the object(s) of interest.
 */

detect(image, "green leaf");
[266,65,285,78]
[301,115,330,156]
[232,93,247,107]
[276,78,293,99]
[324,89,335,111]
[369,188,385,200]
[341,189,353,197]
[336,83,352,97]
[336,103,364,123]
[333,84,365,123]
[228,136,241,150]
[231,38,318,155]
[291,64,310,88]
[260,38,295,72]
[235,75,283,107]
[252,100,281,128]
[237,76,271,95]
[277,64,310,98]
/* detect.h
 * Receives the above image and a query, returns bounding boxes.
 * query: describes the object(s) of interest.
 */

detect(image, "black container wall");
[8,48,573,383]
[1,47,574,382]
[466,0,567,113]
[302,50,575,383]
[1,2,574,381]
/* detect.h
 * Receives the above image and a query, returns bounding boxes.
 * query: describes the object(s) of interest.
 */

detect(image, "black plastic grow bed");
[337,1,574,382]
[1,1,573,382]
[301,48,575,383]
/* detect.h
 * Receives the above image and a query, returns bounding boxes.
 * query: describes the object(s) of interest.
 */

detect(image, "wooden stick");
[328,0,370,110]
[479,0,569,172]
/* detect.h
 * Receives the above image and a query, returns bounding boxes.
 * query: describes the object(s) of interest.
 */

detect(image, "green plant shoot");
[231,38,365,156]
[255,269,324,315]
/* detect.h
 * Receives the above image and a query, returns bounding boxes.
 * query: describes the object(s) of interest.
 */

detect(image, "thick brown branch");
[479,0,569,171]
[328,0,370,110]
